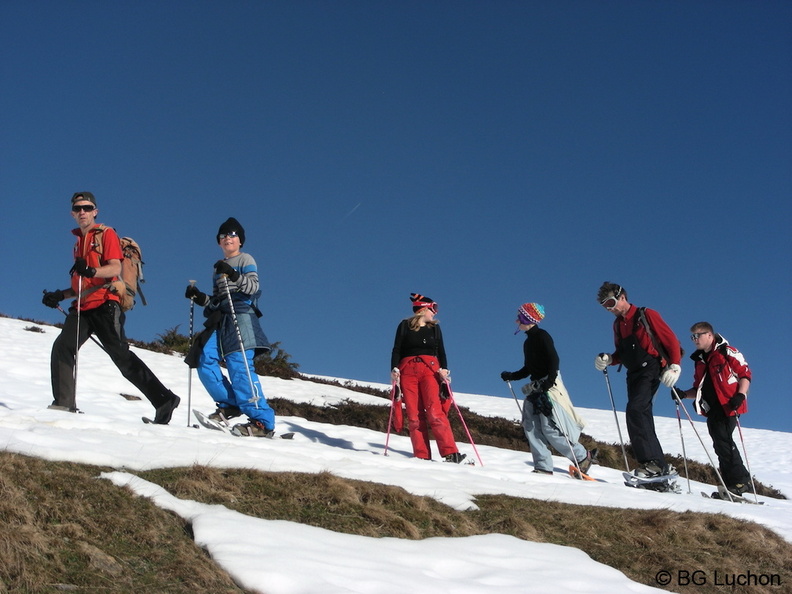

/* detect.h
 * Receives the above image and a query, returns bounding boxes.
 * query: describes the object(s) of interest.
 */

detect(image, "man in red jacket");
[674,322,752,496]
[594,282,682,481]
[42,192,181,423]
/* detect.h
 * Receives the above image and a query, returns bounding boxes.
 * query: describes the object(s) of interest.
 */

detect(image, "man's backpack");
[92,226,146,312]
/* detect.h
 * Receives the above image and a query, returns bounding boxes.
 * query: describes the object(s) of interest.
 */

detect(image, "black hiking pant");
[50,301,171,410]
[624,358,665,465]
[706,406,750,488]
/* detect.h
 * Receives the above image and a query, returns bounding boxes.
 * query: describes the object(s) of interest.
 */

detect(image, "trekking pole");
[444,380,483,466]
[672,393,692,494]
[74,276,83,390]
[506,381,523,416]
[735,416,759,503]
[603,369,630,472]
[548,396,583,477]
[186,280,196,426]
[671,388,734,502]
[220,274,260,409]
[383,378,400,456]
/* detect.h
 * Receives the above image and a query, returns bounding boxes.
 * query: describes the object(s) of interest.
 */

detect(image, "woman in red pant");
[390,293,465,463]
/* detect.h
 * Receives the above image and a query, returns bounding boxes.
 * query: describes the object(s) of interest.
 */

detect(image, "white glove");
[660,364,681,388]
[521,380,542,396]
[594,353,612,371]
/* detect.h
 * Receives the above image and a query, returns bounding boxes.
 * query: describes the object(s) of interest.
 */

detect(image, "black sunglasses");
[72,204,96,213]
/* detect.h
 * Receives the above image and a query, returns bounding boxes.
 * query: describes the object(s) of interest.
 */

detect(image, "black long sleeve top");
[390,320,448,370]
[509,325,559,386]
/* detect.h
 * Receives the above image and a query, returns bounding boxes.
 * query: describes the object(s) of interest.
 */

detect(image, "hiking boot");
[444,452,467,464]
[232,420,275,438]
[532,468,553,475]
[635,460,674,478]
[208,406,243,423]
[153,392,180,425]
[577,450,595,475]
[48,404,82,414]
[729,483,753,496]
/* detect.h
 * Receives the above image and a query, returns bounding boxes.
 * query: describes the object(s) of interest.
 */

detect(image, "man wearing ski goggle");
[600,285,624,311]
[594,281,682,483]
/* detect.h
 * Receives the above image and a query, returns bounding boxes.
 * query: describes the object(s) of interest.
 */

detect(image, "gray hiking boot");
[208,406,243,423]
[635,460,666,478]
[443,452,467,464]
[577,448,598,475]
[48,404,82,414]
[232,420,275,438]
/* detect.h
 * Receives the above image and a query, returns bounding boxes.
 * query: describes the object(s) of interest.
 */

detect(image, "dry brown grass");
[2,450,791,593]
[0,452,242,593]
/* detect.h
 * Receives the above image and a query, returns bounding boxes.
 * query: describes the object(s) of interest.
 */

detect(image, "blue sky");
[2,1,790,432]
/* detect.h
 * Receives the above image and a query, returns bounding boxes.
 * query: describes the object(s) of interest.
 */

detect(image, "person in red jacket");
[594,282,682,482]
[674,322,752,496]
[42,192,181,423]
[390,293,465,463]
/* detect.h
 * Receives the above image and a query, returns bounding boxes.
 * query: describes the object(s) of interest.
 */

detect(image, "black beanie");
[217,217,245,246]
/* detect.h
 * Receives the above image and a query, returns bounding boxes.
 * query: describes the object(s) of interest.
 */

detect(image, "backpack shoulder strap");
[637,307,672,365]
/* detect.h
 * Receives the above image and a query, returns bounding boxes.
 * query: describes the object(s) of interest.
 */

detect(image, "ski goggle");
[218,231,239,239]
[71,204,96,213]
[600,286,623,310]
[416,302,438,314]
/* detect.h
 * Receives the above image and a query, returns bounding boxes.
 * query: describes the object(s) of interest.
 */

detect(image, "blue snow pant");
[197,331,275,430]
[522,401,586,473]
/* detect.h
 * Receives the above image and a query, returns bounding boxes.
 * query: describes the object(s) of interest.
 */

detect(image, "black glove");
[539,378,554,393]
[671,388,685,402]
[214,260,240,282]
[71,258,96,278]
[728,392,746,411]
[42,289,65,308]
[185,285,207,302]
[500,371,515,382]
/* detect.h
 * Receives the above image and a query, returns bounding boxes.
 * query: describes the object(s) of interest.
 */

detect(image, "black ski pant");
[50,301,172,410]
[706,407,750,488]
[624,359,665,465]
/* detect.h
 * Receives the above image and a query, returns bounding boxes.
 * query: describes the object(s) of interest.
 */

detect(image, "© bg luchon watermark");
[653,568,783,588]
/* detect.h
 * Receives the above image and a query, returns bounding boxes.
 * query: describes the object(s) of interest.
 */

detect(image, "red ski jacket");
[690,334,751,417]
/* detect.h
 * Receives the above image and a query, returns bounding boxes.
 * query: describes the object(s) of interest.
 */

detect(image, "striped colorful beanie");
[518,302,545,325]
[411,293,437,313]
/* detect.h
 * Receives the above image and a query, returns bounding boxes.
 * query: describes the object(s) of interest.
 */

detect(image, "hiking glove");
[500,371,516,381]
[670,388,687,402]
[594,353,612,371]
[729,392,746,411]
[71,258,96,278]
[42,289,65,308]
[214,260,240,282]
[660,363,681,388]
[185,285,207,303]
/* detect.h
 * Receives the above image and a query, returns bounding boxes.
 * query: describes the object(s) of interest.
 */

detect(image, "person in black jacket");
[390,293,465,463]
[501,303,595,475]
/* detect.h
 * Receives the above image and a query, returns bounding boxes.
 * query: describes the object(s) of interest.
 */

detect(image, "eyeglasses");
[600,286,623,310]
[71,204,96,213]
[218,231,239,239]
[690,332,711,341]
